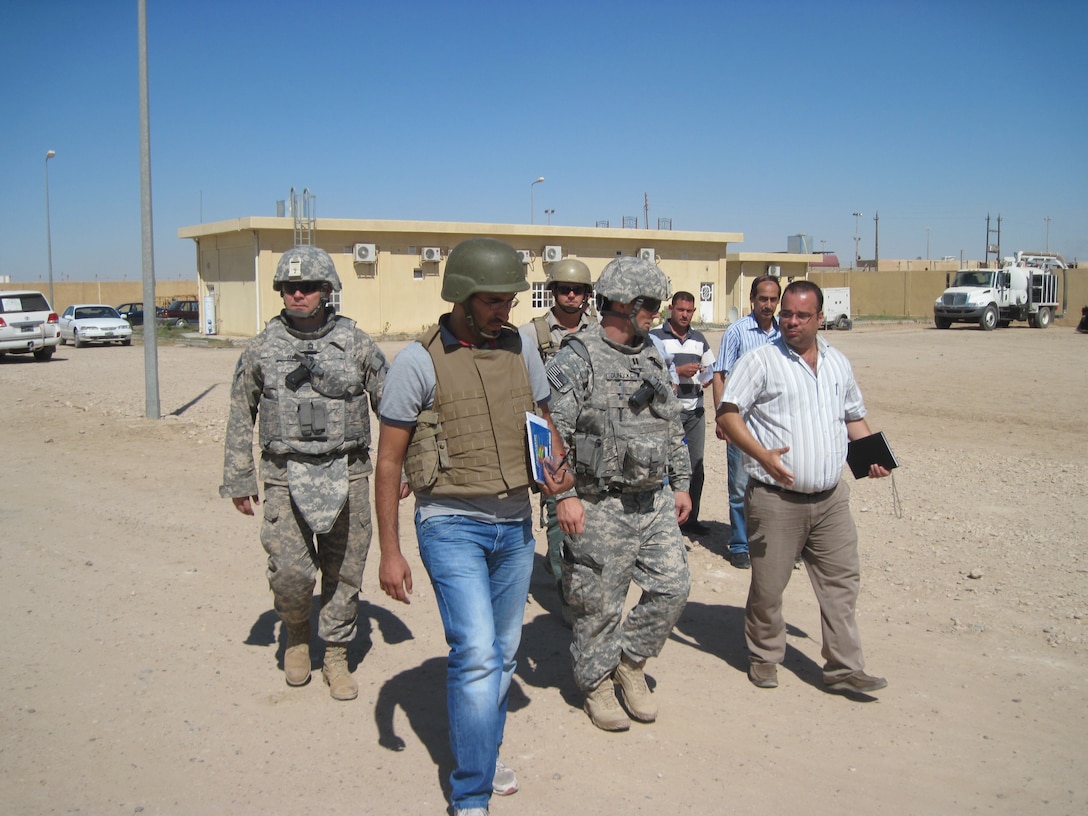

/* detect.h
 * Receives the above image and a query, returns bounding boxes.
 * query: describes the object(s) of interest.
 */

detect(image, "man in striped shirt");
[716,280,889,695]
[712,275,781,569]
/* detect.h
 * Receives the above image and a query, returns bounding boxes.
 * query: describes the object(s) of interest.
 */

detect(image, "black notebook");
[846,431,899,479]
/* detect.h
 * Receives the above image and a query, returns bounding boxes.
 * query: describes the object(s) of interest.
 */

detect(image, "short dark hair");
[749,275,782,300]
[782,279,823,311]
[671,291,695,306]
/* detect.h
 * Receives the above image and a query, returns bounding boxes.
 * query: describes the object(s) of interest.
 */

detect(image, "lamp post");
[851,211,862,268]
[1044,215,1051,251]
[545,208,554,225]
[45,149,56,305]
[530,176,544,224]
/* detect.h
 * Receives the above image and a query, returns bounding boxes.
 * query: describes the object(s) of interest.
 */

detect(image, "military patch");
[546,362,570,392]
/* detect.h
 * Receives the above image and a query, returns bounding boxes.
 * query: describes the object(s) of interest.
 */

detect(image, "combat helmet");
[546,258,593,315]
[273,246,342,293]
[594,255,669,336]
[441,238,529,304]
[545,258,593,288]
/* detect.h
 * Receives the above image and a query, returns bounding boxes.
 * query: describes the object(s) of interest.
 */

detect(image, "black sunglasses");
[281,281,322,295]
[556,285,588,296]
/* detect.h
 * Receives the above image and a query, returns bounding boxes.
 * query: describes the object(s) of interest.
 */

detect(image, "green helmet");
[441,238,529,304]
[545,258,593,288]
[273,246,342,293]
[594,256,669,304]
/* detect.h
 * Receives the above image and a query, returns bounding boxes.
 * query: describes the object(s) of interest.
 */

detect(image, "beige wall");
[0,281,197,316]
[180,218,746,336]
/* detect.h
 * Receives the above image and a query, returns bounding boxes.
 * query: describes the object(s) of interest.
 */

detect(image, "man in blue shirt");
[712,275,781,569]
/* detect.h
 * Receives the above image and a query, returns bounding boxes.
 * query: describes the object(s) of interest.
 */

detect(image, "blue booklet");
[526,412,552,483]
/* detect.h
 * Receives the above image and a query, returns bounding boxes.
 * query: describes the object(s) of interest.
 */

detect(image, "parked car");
[157,299,200,327]
[0,289,60,361]
[116,301,146,326]
[58,304,133,347]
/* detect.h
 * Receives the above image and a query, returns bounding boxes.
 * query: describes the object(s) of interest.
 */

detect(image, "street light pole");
[851,211,862,268]
[545,208,554,225]
[45,149,56,305]
[530,177,544,224]
[1044,215,1051,251]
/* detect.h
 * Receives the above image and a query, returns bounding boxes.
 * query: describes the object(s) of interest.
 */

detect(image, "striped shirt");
[721,336,866,493]
[714,311,780,377]
[649,321,715,412]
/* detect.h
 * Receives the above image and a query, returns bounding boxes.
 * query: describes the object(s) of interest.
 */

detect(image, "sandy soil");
[1,322,1086,816]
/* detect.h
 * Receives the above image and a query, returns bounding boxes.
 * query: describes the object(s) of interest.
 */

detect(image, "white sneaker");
[493,757,518,796]
[453,809,489,816]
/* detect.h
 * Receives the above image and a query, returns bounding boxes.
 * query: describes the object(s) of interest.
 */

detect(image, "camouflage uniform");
[220,310,387,644]
[547,323,692,691]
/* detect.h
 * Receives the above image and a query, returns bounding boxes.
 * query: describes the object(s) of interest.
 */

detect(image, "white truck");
[821,287,851,330]
[933,254,1064,331]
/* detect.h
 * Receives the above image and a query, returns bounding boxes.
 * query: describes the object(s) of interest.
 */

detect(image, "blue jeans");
[727,443,749,554]
[416,512,535,811]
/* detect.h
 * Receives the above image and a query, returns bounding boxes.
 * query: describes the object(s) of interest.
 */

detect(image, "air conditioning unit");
[638,247,656,262]
[421,247,442,263]
[516,250,532,264]
[544,245,563,263]
[768,264,782,277]
[353,243,377,264]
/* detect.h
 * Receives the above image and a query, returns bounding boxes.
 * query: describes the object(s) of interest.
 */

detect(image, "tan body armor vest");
[404,322,537,498]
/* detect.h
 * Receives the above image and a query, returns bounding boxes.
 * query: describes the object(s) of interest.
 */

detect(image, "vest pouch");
[572,432,604,478]
[404,412,443,491]
[617,434,667,488]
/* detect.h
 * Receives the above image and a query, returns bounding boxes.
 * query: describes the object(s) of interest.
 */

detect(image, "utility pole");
[851,211,863,268]
[874,211,880,267]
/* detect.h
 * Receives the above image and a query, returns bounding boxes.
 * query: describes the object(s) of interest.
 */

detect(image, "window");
[531,282,553,309]
[413,268,424,281]
[329,290,342,312]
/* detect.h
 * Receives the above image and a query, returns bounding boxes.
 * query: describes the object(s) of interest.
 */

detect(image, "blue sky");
[2,0,1085,283]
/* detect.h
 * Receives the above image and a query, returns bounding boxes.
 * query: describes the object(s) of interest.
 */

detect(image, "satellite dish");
[727,306,740,323]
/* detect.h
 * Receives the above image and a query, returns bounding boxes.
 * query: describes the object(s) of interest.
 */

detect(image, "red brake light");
[48,313,59,323]
[0,317,6,328]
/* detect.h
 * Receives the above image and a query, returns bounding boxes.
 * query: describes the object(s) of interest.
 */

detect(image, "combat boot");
[322,644,358,701]
[613,653,658,722]
[283,621,311,687]
[584,678,631,731]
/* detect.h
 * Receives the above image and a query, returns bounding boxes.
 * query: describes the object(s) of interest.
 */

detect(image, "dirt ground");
[1,322,1086,816]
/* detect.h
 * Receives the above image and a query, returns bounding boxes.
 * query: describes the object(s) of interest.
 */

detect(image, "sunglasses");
[556,285,588,296]
[281,281,323,295]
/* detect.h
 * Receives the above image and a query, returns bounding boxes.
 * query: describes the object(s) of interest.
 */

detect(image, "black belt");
[754,481,836,501]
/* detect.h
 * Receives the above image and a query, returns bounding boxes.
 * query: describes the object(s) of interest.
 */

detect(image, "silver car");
[0,290,60,361]
[58,304,134,347]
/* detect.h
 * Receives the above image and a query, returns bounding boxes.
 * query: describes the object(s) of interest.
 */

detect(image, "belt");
[754,481,836,501]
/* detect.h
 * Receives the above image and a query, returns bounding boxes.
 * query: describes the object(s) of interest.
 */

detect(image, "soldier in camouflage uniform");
[545,256,693,732]
[518,258,596,624]
[220,245,387,701]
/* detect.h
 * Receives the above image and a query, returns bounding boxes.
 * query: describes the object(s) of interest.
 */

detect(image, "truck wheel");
[1033,307,1052,329]
[979,305,998,331]
[33,347,54,361]
[835,315,851,330]
[934,316,951,329]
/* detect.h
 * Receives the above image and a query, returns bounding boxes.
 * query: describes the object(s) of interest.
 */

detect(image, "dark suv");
[157,299,200,327]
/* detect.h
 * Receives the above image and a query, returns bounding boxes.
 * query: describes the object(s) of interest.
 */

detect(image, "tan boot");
[283,621,311,686]
[584,678,631,731]
[321,644,358,701]
[613,653,658,722]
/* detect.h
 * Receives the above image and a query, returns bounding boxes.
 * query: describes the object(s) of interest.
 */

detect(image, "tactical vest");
[404,323,536,497]
[564,329,679,493]
[532,315,558,359]
[257,316,371,456]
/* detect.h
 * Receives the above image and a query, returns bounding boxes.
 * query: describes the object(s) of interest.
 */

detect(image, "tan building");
[177,217,817,337]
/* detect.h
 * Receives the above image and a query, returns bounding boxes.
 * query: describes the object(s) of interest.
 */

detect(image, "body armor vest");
[565,328,679,493]
[257,317,370,456]
[404,322,536,497]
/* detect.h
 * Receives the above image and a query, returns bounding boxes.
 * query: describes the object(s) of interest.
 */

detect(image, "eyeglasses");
[476,296,518,312]
[779,310,817,322]
[556,285,588,296]
[281,281,322,295]
[638,298,662,314]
